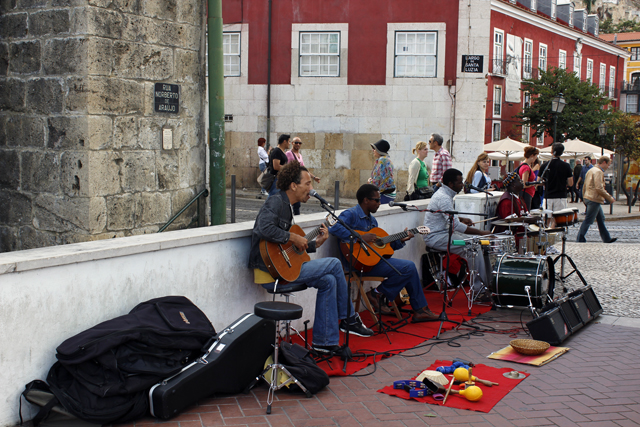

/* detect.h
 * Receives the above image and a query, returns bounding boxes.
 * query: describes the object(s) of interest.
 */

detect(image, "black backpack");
[278,342,330,394]
[24,296,216,425]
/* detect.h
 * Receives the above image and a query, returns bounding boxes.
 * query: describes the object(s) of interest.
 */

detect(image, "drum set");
[455,206,585,314]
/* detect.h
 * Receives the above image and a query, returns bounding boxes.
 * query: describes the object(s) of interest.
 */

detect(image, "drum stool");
[254,301,311,414]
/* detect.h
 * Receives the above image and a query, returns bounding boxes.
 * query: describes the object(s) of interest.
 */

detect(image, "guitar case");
[149,313,275,420]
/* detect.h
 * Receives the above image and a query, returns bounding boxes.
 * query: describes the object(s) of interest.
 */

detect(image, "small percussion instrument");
[552,208,577,227]
[492,254,555,308]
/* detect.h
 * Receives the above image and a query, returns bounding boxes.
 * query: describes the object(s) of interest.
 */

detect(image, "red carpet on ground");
[378,360,529,413]
[293,290,492,376]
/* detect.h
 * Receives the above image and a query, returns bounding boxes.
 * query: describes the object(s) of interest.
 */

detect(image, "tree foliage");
[600,19,640,34]
[516,67,611,143]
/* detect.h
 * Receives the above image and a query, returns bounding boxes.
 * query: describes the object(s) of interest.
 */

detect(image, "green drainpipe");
[208,0,226,225]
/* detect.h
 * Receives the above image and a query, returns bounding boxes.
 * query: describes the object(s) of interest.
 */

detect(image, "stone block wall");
[0,0,207,252]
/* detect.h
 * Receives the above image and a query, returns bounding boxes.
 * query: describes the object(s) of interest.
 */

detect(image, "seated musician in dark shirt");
[329,184,438,323]
[248,161,373,355]
[495,172,538,245]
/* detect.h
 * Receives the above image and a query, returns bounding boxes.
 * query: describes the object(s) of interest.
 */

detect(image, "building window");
[493,122,501,141]
[537,134,544,146]
[539,44,547,71]
[394,31,437,77]
[627,94,639,113]
[609,66,615,98]
[523,39,533,79]
[494,29,505,74]
[586,59,593,83]
[631,47,640,61]
[599,63,606,93]
[559,50,566,69]
[573,53,581,79]
[299,32,340,77]
[223,32,241,76]
[493,85,502,117]
[522,124,530,143]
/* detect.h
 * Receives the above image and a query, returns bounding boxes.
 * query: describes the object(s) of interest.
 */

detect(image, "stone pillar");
[0,1,206,252]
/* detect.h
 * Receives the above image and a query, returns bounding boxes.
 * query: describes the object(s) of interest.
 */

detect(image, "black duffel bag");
[28,296,216,425]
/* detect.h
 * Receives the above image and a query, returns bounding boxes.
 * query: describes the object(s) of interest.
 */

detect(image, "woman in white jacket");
[406,141,430,200]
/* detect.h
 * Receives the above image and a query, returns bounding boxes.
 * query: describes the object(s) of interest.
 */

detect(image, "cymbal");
[504,216,539,224]
[492,220,528,227]
[530,209,553,215]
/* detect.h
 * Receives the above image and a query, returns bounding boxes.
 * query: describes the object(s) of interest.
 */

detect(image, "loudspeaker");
[527,307,572,345]
[568,292,593,324]
[580,286,603,319]
[540,297,584,334]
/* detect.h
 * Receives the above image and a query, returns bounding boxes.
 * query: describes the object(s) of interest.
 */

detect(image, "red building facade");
[487,1,626,147]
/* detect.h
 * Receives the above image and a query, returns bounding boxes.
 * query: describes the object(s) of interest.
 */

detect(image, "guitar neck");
[378,228,420,245]
[305,219,331,243]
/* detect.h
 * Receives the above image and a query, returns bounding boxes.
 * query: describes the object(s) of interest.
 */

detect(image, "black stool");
[261,280,308,342]
[254,301,311,414]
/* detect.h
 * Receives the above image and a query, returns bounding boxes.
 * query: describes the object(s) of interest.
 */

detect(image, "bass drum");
[491,255,555,308]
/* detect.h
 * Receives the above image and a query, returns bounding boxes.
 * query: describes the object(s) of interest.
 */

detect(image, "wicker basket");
[510,339,550,355]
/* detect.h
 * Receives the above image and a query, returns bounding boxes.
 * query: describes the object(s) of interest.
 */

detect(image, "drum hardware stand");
[524,286,538,318]
[553,228,588,292]
[462,237,492,316]
[318,202,402,372]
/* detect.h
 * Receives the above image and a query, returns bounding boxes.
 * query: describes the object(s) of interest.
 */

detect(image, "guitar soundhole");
[292,245,304,255]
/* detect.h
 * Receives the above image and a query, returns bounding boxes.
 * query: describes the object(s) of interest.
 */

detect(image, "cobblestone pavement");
[564,218,640,243]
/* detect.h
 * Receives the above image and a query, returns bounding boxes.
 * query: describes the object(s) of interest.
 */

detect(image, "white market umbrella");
[483,137,529,171]
[540,138,615,159]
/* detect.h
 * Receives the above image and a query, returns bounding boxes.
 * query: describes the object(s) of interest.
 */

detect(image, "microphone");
[388,201,408,211]
[465,183,493,195]
[525,181,540,186]
[309,189,334,209]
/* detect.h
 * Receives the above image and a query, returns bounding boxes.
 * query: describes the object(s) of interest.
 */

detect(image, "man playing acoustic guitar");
[329,184,439,322]
[249,161,373,356]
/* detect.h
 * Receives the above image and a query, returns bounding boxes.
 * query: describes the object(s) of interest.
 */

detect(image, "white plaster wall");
[0,202,430,427]
[454,0,493,172]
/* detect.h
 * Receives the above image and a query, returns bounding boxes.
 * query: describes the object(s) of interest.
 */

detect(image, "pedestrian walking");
[286,136,320,215]
[576,156,617,243]
[257,137,269,195]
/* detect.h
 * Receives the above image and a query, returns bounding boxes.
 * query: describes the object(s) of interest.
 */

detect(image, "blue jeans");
[259,163,267,173]
[362,258,428,311]
[577,200,612,243]
[287,257,353,346]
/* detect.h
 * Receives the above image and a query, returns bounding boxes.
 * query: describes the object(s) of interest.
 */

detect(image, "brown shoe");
[412,307,439,323]
[366,289,394,315]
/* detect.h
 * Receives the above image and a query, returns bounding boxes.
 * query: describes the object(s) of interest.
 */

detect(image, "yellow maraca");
[453,367,499,387]
[456,385,483,401]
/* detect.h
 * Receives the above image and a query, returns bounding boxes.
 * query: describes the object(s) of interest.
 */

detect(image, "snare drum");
[552,208,576,227]
[485,234,516,256]
[491,254,555,308]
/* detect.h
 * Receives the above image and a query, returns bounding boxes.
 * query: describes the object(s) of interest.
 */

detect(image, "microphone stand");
[315,201,402,373]
[423,207,488,339]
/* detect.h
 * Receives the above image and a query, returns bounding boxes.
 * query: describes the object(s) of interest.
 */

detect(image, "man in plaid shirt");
[428,133,451,191]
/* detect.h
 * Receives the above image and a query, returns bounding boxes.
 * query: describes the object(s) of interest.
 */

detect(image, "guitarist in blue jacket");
[249,161,373,355]
[329,184,438,323]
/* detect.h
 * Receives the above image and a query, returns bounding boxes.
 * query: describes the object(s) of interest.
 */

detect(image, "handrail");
[158,188,209,233]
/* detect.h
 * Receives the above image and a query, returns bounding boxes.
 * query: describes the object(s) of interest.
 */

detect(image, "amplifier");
[527,306,571,345]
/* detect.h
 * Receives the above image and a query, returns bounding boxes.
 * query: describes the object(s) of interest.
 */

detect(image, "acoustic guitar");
[259,217,337,282]
[340,226,430,272]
